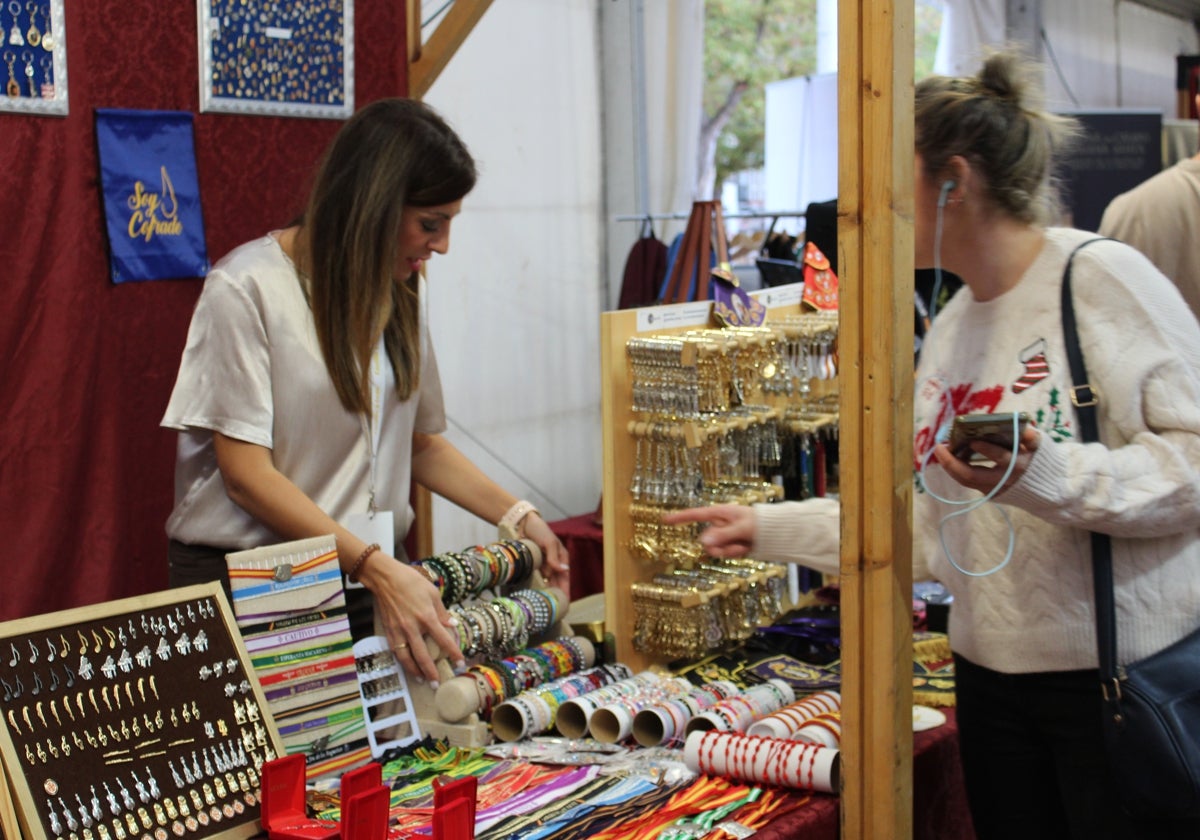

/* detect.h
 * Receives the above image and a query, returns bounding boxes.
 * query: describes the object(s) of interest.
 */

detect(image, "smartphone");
[948,412,1030,461]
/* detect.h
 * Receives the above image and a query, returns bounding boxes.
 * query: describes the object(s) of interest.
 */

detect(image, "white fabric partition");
[764,73,839,218]
[936,0,1198,114]
[420,0,705,552]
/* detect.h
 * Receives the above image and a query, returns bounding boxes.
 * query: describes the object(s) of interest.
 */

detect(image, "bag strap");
[1059,237,1121,692]
[661,203,704,303]
[660,201,727,303]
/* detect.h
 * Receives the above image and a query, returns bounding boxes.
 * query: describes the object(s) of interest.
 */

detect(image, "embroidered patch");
[1012,338,1049,393]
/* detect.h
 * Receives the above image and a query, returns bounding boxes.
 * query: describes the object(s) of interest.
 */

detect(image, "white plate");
[912,705,947,732]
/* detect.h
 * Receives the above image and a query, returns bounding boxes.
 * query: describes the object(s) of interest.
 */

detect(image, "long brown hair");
[301,98,476,412]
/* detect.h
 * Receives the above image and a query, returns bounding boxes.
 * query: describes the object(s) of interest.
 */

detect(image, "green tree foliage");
[702,0,944,197]
[701,0,817,198]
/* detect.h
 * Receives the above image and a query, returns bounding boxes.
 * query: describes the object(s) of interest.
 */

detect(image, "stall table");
[755,708,975,840]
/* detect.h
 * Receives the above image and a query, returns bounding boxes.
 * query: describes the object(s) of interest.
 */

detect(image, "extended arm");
[213,433,462,683]
[410,431,570,592]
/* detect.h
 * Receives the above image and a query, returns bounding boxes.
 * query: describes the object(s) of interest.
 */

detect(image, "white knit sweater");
[752,228,1200,674]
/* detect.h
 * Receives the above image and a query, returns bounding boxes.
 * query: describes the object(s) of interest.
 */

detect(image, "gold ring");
[395,642,409,649]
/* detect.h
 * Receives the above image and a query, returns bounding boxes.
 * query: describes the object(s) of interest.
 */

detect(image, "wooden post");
[407,0,422,65]
[408,0,496,101]
[837,1,915,839]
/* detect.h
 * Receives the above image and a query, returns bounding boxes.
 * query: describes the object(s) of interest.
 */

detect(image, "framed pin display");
[0,583,284,840]
[196,0,354,120]
[0,0,68,116]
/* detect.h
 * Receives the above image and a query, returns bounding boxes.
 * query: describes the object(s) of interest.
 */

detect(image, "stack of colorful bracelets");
[631,679,742,747]
[449,588,561,658]
[685,678,795,734]
[414,539,538,606]
[457,637,592,718]
[490,663,636,741]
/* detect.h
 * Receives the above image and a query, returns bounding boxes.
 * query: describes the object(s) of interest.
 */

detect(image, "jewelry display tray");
[0,583,285,840]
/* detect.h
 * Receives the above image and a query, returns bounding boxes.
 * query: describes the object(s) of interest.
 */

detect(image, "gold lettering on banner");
[125,167,184,242]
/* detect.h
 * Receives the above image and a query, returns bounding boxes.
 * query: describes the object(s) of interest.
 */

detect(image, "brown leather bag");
[659,200,730,304]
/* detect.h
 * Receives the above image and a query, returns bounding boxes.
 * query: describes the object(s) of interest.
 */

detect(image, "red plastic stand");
[261,754,390,840]
[432,776,477,840]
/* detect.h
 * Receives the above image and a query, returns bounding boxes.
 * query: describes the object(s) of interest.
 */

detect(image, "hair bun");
[977,51,1031,106]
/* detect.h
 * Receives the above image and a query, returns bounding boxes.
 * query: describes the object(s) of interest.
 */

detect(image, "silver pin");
[74,793,91,828]
[47,799,63,836]
[145,769,160,800]
[117,780,134,810]
[60,797,78,832]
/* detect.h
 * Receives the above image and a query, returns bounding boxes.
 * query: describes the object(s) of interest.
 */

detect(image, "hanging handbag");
[1061,237,1200,820]
[659,200,727,304]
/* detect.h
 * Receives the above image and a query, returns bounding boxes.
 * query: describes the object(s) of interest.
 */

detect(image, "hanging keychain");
[39,6,51,50]
[22,48,33,96]
[4,50,18,97]
[7,1,23,45]
[24,2,38,47]
[39,53,50,97]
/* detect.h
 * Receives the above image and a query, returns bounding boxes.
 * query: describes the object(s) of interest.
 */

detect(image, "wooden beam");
[407,0,422,65]
[837,1,915,838]
[408,0,496,101]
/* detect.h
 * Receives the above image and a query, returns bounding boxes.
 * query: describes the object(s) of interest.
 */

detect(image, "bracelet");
[498,500,540,535]
[348,543,381,583]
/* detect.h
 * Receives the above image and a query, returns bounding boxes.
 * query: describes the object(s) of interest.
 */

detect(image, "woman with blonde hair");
[667,51,1200,838]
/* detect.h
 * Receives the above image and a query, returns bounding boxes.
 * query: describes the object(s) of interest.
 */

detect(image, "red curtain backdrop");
[0,1,408,621]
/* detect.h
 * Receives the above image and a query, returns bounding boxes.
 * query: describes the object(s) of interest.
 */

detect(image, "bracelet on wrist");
[348,543,381,583]
[499,500,540,537]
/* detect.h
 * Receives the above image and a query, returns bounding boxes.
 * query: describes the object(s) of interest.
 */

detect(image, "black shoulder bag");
[1062,237,1200,820]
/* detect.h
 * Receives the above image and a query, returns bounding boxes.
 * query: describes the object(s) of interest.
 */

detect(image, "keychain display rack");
[601,285,841,672]
[196,0,353,119]
[0,0,68,116]
[0,583,284,840]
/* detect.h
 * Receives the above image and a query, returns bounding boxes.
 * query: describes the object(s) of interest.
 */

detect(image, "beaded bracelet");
[347,543,380,583]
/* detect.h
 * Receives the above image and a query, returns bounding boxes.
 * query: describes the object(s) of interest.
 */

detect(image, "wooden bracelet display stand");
[0,583,285,840]
[601,285,840,672]
[405,540,576,748]
[432,636,597,728]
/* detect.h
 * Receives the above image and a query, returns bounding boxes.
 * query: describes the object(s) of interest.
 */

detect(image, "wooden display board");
[601,283,830,672]
[0,583,284,840]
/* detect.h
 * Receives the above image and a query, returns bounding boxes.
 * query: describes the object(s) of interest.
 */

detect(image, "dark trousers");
[955,653,1200,840]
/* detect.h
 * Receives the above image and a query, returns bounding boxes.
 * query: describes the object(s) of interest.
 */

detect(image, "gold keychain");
[1,50,15,96]
[23,3,37,47]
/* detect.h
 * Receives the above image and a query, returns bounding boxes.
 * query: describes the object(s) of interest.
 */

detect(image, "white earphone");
[928,178,958,323]
[937,179,957,208]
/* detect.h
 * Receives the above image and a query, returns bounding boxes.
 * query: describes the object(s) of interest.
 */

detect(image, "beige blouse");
[162,234,446,550]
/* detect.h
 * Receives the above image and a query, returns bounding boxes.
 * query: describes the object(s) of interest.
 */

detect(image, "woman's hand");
[521,513,571,593]
[356,553,464,685]
[933,424,1041,495]
[661,504,757,558]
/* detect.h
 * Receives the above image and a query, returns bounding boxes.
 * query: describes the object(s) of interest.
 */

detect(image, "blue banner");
[95,109,210,283]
